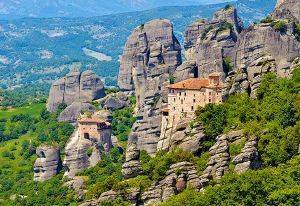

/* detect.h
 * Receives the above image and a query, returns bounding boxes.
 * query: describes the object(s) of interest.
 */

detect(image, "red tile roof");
[78,117,105,124]
[167,78,210,90]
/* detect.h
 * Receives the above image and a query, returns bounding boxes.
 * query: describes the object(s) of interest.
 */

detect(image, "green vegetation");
[260,16,273,24]
[272,20,287,33]
[201,25,214,40]
[169,75,176,84]
[140,148,196,181]
[160,155,300,206]
[0,84,49,108]
[224,4,232,11]
[0,104,75,203]
[0,103,45,119]
[294,23,300,41]
[195,68,300,167]
[111,96,136,143]
[223,56,233,74]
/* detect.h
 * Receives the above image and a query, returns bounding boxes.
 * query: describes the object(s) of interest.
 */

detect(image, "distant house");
[161,72,223,130]
[78,117,112,149]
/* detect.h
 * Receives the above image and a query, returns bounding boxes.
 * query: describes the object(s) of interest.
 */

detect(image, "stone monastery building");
[78,117,112,150]
[162,72,223,127]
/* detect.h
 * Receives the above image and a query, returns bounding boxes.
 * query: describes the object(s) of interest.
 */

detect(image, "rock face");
[225,26,299,98]
[101,92,130,111]
[47,70,105,112]
[157,118,207,153]
[121,134,142,179]
[233,138,261,173]
[34,145,62,182]
[200,130,243,185]
[274,0,300,21]
[141,162,202,205]
[194,6,243,79]
[58,102,95,123]
[118,19,182,155]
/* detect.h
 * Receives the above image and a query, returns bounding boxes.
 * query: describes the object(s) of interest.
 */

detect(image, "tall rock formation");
[195,6,243,79]
[47,70,105,112]
[118,19,182,155]
[121,134,142,179]
[33,145,62,182]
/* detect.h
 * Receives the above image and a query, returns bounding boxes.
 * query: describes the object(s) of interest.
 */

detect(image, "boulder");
[34,145,62,182]
[58,102,95,124]
[47,69,105,112]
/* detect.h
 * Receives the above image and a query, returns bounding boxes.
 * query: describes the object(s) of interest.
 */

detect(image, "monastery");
[159,72,223,149]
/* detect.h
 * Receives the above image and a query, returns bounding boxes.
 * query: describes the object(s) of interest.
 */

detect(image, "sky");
[0,0,236,19]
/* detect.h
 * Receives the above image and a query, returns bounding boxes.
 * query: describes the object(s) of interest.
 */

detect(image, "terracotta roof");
[167,78,210,90]
[162,108,169,113]
[78,117,105,124]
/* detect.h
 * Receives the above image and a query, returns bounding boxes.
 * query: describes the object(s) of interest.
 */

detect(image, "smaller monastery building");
[78,117,112,150]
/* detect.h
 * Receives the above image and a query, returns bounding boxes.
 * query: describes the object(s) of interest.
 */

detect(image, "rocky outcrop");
[223,22,300,98]
[33,145,62,182]
[47,69,105,112]
[233,138,261,173]
[63,121,112,177]
[173,61,198,83]
[200,130,243,185]
[101,92,130,111]
[118,19,182,155]
[184,19,208,61]
[64,177,86,200]
[157,118,207,153]
[194,6,243,79]
[58,102,95,123]
[141,162,201,205]
[122,134,142,179]
[274,0,300,21]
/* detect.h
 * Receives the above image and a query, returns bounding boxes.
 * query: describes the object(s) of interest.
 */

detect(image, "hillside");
[0,0,276,90]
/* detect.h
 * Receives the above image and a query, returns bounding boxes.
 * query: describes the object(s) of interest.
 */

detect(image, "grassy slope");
[0,103,45,119]
[0,104,41,201]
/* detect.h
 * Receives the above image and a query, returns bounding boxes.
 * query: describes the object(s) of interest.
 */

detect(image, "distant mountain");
[0,0,276,89]
[0,0,236,19]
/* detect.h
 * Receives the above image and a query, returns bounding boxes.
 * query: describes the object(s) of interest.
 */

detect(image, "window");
[84,133,90,139]
[181,99,183,104]
[184,92,186,96]
[182,108,184,112]
[209,99,212,103]
[194,94,196,97]
[173,107,176,111]
[174,98,176,102]
[191,106,194,111]
[209,92,212,95]
[193,99,196,103]
[179,92,181,96]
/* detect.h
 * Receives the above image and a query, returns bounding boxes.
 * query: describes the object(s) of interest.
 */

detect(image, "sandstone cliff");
[118,19,182,155]
[47,70,105,112]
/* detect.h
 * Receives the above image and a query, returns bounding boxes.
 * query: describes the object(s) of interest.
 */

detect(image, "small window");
[182,108,184,112]
[194,94,196,97]
[173,107,176,111]
[179,92,181,96]
[193,99,196,103]
[191,106,194,111]
[184,92,186,96]
[209,92,212,95]
[209,99,212,103]
[174,98,176,102]
[181,100,183,104]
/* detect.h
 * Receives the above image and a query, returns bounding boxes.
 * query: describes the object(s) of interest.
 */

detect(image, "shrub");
[272,20,287,33]
[260,16,273,24]
[223,56,233,74]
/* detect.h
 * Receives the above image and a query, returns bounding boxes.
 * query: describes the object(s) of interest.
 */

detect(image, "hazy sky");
[0,0,236,19]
